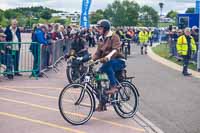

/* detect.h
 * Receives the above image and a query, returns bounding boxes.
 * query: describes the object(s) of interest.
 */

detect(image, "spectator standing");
[30,25,48,77]
[46,24,53,66]
[171,29,178,57]
[148,28,153,46]
[176,28,197,76]
[191,26,199,62]
[58,25,65,40]
[0,32,14,79]
[139,28,148,55]
[4,19,22,76]
[88,28,95,47]
[52,24,59,40]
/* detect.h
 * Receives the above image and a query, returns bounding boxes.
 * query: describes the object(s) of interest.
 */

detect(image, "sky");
[0,0,196,14]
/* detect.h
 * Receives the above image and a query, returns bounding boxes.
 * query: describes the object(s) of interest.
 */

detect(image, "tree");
[185,8,195,13]
[90,9,104,24]
[139,5,159,27]
[4,10,20,20]
[159,2,164,16]
[104,0,140,26]
[40,10,52,20]
[166,10,178,20]
[0,10,4,22]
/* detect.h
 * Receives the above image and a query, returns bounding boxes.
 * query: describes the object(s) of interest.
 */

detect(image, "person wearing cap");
[66,29,90,62]
[0,32,14,79]
[176,27,197,76]
[4,19,22,76]
[191,26,199,43]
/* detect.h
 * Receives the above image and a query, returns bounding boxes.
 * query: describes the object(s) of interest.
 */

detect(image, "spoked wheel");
[66,66,80,83]
[113,81,139,118]
[66,65,88,84]
[59,84,95,125]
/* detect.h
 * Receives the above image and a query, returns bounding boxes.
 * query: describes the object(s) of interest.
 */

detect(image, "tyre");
[59,83,95,125]
[113,81,139,118]
[66,66,74,83]
[66,66,81,84]
[66,65,88,84]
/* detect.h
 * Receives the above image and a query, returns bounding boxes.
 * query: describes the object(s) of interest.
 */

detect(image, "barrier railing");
[0,39,72,79]
[0,42,40,79]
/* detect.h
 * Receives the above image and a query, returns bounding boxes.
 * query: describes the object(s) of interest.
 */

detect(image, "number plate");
[84,76,90,82]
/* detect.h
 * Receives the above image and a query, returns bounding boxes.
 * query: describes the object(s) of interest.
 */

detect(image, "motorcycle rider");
[93,19,126,111]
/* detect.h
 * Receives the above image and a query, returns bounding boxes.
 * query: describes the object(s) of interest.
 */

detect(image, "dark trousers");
[149,37,153,46]
[0,54,13,73]
[122,40,131,54]
[12,50,20,73]
[89,37,95,47]
[182,55,190,74]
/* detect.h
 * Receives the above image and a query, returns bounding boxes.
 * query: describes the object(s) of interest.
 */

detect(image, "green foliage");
[166,10,178,20]
[4,10,21,20]
[40,10,52,20]
[49,17,71,25]
[54,19,66,25]
[139,5,159,27]
[104,0,140,26]
[0,17,9,27]
[38,18,48,24]
[91,0,159,27]
[185,8,195,13]
[158,22,174,28]
[0,6,59,27]
[0,10,4,22]
[152,44,197,71]
[90,9,104,24]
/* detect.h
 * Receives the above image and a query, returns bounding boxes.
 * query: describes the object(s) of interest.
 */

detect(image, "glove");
[77,57,83,61]
[100,57,108,63]
[69,49,76,56]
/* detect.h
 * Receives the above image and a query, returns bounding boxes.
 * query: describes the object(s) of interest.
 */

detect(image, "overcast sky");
[0,0,196,14]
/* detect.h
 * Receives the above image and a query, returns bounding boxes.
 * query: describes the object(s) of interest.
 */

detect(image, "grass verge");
[152,44,197,71]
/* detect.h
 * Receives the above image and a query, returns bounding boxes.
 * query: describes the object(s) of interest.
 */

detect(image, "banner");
[80,0,91,28]
[196,0,200,14]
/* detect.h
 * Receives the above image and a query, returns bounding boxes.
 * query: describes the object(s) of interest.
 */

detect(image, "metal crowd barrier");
[0,42,40,78]
[0,39,72,79]
[39,39,72,76]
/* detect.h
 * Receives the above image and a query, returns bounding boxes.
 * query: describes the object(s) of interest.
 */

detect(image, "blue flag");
[80,0,91,28]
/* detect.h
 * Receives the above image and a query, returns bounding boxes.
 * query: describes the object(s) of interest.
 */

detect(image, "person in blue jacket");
[30,24,48,77]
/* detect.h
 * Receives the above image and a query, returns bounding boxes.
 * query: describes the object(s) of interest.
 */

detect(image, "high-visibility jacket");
[176,35,197,56]
[119,30,125,39]
[148,31,153,38]
[139,31,148,43]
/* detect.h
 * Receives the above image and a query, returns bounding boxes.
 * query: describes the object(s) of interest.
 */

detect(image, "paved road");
[1,36,200,133]
[127,45,200,133]
[0,40,146,133]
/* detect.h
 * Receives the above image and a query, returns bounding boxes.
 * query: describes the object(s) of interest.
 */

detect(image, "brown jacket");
[94,31,124,60]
